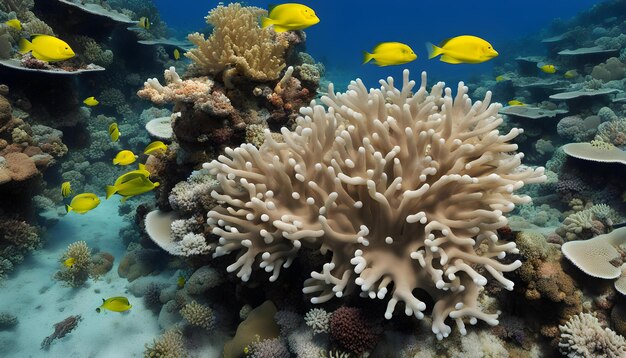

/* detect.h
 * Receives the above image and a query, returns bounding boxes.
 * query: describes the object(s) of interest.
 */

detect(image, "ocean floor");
[0,198,163,358]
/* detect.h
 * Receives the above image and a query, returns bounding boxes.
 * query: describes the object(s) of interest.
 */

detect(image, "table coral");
[200,70,546,338]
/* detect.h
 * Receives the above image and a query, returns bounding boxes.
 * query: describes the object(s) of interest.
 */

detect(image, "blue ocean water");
[154,0,604,87]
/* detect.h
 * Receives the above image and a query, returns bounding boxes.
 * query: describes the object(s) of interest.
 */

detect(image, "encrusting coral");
[196,70,546,339]
[185,3,289,81]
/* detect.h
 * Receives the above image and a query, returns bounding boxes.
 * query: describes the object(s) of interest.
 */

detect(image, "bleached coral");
[558,313,626,358]
[185,3,288,81]
[203,70,545,338]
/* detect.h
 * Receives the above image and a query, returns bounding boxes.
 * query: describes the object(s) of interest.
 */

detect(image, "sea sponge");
[180,301,216,331]
[144,329,189,358]
[201,70,545,339]
[54,241,92,287]
[185,3,288,81]
[558,313,626,357]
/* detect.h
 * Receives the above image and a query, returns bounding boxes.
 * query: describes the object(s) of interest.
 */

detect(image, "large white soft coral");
[203,70,546,338]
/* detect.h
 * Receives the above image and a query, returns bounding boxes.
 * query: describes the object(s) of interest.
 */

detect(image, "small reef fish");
[427,35,498,64]
[96,297,132,313]
[63,257,75,268]
[5,19,22,31]
[495,75,509,82]
[106,169,159,203]
[363,42,417,66]
[109,123,120,142]
[113,150,138,166]
[177,275,186,288]
[507,100,525,106]
[144,141,168,155]
[61,181,72,198]
[261,3,320,33]
[66,193,100,214]
[83,96,99,106]
[138,17,150,30]
[540,64,557,74]
[173,49,180,60]
[18,35,75,62]
[564,70,579,79]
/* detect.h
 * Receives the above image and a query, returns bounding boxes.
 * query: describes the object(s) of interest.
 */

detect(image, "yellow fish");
[109,123,120,142]
[177,275,186,289]
[508,100,525,106]
[144,141,168,155]
[63,257,75,268]
[261,3,320,33]
[173,49,180,60]
[113,150,138,166]
[496,75,509,82]
[363,42,417,67]
[61,181,72,198]
[66,193,100,214]
[5,19,22,31]
[540,64,557,74]
[427,35,498,64]
[106,169,159,202]
[83,96,99,106]
[138,17,150,30]
[564,70,578,79]
[96,297,132,313]
[18,35,75,62]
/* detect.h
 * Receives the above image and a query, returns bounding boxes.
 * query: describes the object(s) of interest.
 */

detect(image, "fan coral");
[202,70,545,338]
[185,3,288,81]
[180,301,216,331]
[558,313,626,357]
[144,329,188,358]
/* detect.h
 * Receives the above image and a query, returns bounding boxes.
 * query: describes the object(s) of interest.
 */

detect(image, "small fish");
[83,96,99,106]
[173,49,180,60]
[261,3,320,33]
[96,297,132,313]
[138,17,150,30]
[427,35,498,64]
[363,42,417,67]
[18,34,75,62]
[495,75,509,82]
[61,181,72,198]
[564,70,579,79]
[109,123,120,142]
[63,257,75,268]
[106,169,159,202]
[5,19,22,31]
[113,150,138,166]
[177,275,186,289]
[143,141,168,155]
[539,64,557,74]
[66,193,100,214]
[508,100,525,106]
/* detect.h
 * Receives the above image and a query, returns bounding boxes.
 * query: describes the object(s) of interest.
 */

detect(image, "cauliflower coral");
[198,70,545,338]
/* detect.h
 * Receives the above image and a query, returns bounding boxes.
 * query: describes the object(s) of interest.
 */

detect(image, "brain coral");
[201,70,546,339]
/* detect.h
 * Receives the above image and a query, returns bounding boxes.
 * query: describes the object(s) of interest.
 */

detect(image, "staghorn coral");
[144,329,188,358]
[53,241,92,287]
[180,301,216,331]
[558,313,626,358]
[200,70,545,339]
[185,3,288,81]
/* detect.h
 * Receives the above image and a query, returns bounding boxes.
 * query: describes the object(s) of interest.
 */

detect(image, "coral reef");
[558,313,626,357]
[0,218,40,279]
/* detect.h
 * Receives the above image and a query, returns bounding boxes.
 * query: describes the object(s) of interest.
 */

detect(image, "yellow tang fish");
[83,96,99,106]
[144,141,168,155]
[113,150,138,166]
[109,123,120,142]
[261,3,320,33]
[177,275,186,288]
[61,181,72,198]
[106,168,159,202]
[363,42,417,67]
[5,19,22,31]
[564,70,578,79]
[427,35,498,64]
[508,100,525,106]
[96,296,132,313]
[138,17,150,30]
[173,49,180,60]
[495,75,509,82]
[66,193,100,214]
[63,257,75,268]
[540,64,557,74]
[18,34,75,62]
